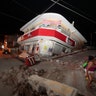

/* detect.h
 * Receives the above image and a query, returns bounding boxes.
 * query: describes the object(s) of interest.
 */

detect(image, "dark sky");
[0,0,96,44]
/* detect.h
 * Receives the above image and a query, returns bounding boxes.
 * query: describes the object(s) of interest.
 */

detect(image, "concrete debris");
[28,75,78,96]
[0,58,85,96]
[0,65,48,96]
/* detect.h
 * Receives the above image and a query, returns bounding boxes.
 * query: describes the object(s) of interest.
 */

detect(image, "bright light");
[5,41,7,44]
[1,45,4,49]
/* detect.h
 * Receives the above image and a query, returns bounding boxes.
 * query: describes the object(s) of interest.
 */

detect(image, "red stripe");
[22,28,67,41]
[21,28,75,46]
[67,38,75,46]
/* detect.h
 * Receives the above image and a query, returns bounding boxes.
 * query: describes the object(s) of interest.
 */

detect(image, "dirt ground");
[0,50,96,96]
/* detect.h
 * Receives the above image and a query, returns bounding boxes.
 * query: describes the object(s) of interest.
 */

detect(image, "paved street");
[0,51,23,72]
[0,51,24,96]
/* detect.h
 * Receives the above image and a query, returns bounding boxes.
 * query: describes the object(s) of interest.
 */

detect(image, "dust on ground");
[0,50,96,96]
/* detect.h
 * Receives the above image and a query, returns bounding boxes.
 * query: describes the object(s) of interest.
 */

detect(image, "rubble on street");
[0,58,85,96]
[0,49,96,96]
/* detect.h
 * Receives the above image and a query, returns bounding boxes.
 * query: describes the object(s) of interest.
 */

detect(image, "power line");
[0,11,26,23]
[42,0,60,13]
[61,0,96,22]
[50,0,96,24]
[12,0,38,16]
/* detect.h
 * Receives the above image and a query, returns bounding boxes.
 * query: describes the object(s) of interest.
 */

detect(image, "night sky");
[0,0,96,44]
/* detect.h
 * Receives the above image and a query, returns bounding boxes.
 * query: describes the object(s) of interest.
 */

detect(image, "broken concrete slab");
[28,75,78,96]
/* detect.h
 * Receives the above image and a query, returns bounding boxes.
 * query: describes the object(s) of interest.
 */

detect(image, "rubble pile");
[0,65,47,96]
[0,59,84,96]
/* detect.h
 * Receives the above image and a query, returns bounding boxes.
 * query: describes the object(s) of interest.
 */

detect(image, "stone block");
[28,75,78,96]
